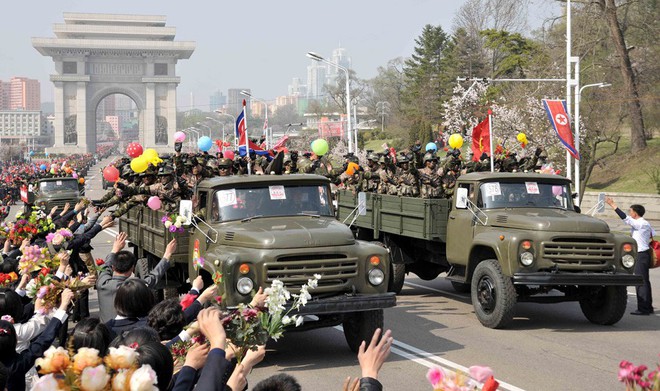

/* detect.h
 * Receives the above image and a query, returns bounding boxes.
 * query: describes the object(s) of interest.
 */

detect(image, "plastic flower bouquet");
[27,208,56,234]
[18,245,49,275]
[0,272,18,288]
[427,365,500,391]
[46,228,74,247]
[618,356,660,391]
[32,345,159,391]
[9,218,38,244]
[26,271,92,312]
[162,213,185,233]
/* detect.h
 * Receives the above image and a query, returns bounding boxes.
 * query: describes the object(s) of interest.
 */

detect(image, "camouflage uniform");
[395,156,419,197]
[138,165,182,211]
[419,153,442,198]
[217,158,234,176]
[377,157,397,195]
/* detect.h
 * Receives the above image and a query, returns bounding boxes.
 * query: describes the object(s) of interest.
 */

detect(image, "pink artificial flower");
[37,286,49,299]
[469,365,494,383]
[426,367,445,387]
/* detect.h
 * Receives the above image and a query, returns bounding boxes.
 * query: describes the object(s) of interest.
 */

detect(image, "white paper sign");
[484,182,501,197]
[269,186,286,200]
[525,182,540,194]
[56,180,62,186]
[218,189,237,207]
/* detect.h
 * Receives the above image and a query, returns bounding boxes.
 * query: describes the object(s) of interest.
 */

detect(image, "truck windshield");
[39,180,79,192]
[478,181,574,210]
[213,184,333,222]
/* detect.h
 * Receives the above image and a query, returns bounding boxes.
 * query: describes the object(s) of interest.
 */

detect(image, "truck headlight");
[368,268,385,286]
[236,277,254,295]
[621,254,635,269]
[519,252,534,266]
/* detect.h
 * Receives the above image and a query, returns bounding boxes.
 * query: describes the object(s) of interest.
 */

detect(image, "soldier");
[206,158,219,177]
[182,156,208,190]
[135,165,183,211]
[111,166,158,218]
[377,156,397,195]
[283,154,296,174]
[396,155,419,197]
[217,158,234,177]
[418,152,442,198]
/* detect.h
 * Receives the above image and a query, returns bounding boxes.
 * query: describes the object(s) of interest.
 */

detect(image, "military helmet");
[367,153,379,162]
[157,165,174,176]
[206,159,219,169]
[423,152,437,163]
[139,165,158,177]
[397,155,409,164]
[218,158,233,168]
[378,156,387,164]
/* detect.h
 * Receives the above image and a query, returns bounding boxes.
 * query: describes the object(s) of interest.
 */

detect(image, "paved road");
[31,156,658,391]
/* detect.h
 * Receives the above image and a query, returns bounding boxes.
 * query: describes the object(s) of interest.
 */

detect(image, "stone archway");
[32,12,195,154]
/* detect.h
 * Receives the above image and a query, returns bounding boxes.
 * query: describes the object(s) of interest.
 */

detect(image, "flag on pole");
[236,100,265,155]
[471,117,490,161]
[262,117,268,136]
[542,99,580,160]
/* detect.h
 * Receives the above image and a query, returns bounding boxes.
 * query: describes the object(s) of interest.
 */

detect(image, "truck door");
[446,182,476,264]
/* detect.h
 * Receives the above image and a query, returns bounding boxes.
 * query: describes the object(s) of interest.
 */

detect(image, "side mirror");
[179,200,193,226]
[597,192,605,214]
[455,187,468,209]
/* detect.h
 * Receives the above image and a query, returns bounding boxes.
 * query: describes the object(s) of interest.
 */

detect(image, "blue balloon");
[29,150,34,156]
[425,142,438,152]
[45,152,49,157]
[197,136,213,152]
[40,164,47,170]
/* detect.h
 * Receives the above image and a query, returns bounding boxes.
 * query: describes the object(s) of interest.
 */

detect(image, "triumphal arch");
[33,13,195,154]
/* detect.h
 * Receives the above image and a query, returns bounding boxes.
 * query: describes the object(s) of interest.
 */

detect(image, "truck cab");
[31,177,83,211]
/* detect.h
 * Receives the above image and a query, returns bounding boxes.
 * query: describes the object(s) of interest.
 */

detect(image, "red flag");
[542,99,579,160]
[471,118,490,161]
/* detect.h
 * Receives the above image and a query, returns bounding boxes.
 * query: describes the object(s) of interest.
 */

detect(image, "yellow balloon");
[143,148,159,162]
[130,156,148,173]
[448,134,464,149]
[517,133,528,144]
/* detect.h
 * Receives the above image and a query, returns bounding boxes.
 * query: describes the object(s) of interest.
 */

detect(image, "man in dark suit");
[96,232,177,322]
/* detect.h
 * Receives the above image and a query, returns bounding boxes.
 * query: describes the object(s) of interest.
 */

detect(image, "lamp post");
[240,90,269,149]
[195,123,212,138]
[574,82,611,206]
[307,51,352,153]
[188,128,200,150]
[206,117,227,151]
[213,110,236,149]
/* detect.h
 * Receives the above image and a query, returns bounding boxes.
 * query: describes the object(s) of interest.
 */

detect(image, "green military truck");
[337,172,643,328]
[26,177,84,211]
[119,174,396,352]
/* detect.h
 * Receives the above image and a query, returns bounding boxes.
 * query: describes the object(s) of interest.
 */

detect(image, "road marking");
[333,325,525,391]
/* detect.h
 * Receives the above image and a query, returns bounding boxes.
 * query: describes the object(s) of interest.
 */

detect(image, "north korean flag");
[542,99,579,160]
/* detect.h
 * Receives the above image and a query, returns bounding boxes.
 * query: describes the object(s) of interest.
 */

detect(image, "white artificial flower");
[129,364,159,391]
[106,346,138,370]
[176,216,186,223]
[164,221,172,228]
[112,369,129,391]
[174,221,182,228]
[295,315,304,327]
[31,374,62,391]
[80,365,110,391]
[282,315,292,325]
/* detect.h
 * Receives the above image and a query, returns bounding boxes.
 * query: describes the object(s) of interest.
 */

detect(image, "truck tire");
[388,262,405,294]
[450,281,471,293]
[578,286,627,325]
[342,309,384,353]
[136,257,149,280]
[471,259,517,329]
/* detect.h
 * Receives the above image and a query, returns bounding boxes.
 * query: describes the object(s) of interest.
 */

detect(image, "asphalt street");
[28,156,658,391]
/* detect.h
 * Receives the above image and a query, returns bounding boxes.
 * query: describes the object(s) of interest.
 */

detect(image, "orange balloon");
[78,178,85,184]
[345,162,360,176]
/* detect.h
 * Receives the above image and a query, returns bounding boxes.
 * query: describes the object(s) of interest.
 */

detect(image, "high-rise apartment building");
[306,62,327,100]
[0,81,10,110]
[288,78,307,97]
[209,91,227,111]
[9,77,40,110]
[326,47,352,87]
[227,88,250,117]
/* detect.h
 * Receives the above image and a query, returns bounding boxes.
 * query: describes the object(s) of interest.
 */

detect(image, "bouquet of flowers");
[9,218,38,244]
[0,272,18,288]
[0,221,11,238]
[218,274,321,364]
[18,245,50,275]
[32,345,159,391]
[46,228,74,246]
[162,213,185,233]
[618,356,660,391]
[26,271,92,312]
[27,208,56,234]
[427,365,499,391]
[170,334,207,369]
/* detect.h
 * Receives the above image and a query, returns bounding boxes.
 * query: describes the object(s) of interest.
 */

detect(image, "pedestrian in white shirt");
[606,197,655,315]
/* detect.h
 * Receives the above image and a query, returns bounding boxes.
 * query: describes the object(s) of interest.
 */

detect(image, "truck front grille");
[541,238,614,266]
[265,254,357,291]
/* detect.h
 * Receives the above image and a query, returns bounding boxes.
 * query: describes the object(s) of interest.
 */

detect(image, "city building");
[0,81,10,110]
[0,111,45,147]
[105,115,120,133]
[9,77,41,111]
[326,46,352,88]
[288,77,307,97]
[227,88,250,117]
[209,90,227,111]
[306,62,327,100]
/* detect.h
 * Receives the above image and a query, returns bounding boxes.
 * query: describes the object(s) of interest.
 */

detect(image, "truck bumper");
[291,292,397,315]
[512,272,644,286]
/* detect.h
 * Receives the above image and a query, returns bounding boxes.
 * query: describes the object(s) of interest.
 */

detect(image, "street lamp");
[213,110,237,149]
[195,123,212,138]
[307,51,353,153]
[574,82,611,206]
[240,90,270,149]
[206,117,227,151]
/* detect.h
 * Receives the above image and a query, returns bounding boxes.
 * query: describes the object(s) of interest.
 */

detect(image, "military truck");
[337,172,642,328]
[27,177,84,211]
[119,174,396,352]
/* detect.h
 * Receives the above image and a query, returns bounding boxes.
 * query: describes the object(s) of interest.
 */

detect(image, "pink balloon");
[174,131,186,142]
[147,196,162,210]
[72,172,78,179]
[223,150,235,160]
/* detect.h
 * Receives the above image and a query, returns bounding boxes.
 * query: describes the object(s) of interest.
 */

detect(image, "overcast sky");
[0,0,560,110]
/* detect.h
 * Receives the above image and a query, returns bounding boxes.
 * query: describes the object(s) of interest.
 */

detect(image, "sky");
[0,0,560,110]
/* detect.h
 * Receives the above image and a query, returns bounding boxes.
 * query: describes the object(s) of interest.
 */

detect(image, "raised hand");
[164,238,177,260]
[197,307,226,350]
[183,342,209,370]
[112,232,127,253]
[357,328,393,379]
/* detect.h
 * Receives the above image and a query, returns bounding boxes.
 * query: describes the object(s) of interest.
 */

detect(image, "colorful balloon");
[517,132,528,148]
[311,139,329,156]
[103,166,120,182]
[40,164,47,170]
[143,148,159,163]
[448,134,464,149]
[174,131,186,143]
[223,150,235,160]
[147,196,162,210]
[198,136,213,152]
[345,162,360,176]
[130,156,148,173]
[78,178,85,184]
[425,142,438,152]
[126,142,143,158]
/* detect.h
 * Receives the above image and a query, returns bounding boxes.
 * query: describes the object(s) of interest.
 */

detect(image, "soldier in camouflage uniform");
[217,158,234,176]
[362,154,382,193]
[377,156,398,195]
[395,155,419,197]
[111,166,158,218]
[135,165,183,211]
[418,153,442,198]
[182,156,209,191]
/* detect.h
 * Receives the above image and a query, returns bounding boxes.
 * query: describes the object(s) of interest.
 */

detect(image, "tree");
[481,29,543,77]
[324,70,368,115]
[594,0,647,152]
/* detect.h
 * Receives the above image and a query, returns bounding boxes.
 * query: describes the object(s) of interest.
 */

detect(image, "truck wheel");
[342,309,384,353]
[471,259,517,329]
[388,263,405,294]
[135,257,149,280]
[579,286,627,325]
[450,281,471,293]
